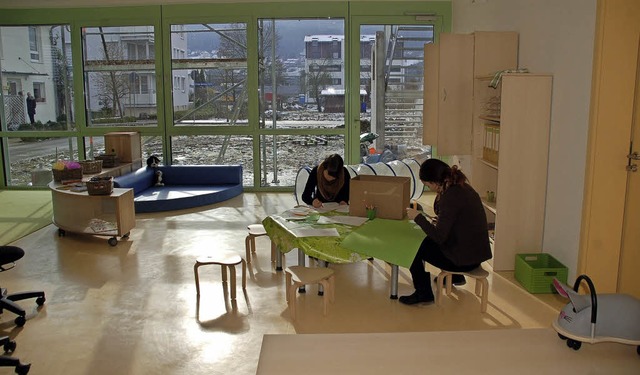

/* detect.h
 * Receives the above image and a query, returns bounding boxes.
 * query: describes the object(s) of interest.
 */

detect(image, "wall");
[452,0,597,280]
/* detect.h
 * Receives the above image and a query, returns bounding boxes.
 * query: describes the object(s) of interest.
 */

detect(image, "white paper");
[290,227,340,237]
[319,215,367,226]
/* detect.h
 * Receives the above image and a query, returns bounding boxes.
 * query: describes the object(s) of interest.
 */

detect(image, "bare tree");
[96,27,129,118]
[306,60,333,112]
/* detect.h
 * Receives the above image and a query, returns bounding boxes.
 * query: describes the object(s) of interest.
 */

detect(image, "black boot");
[399,289,434,305]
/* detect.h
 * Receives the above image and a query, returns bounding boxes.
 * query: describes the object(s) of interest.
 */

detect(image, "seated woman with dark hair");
[401,158,492,305]
[302,154,350,208]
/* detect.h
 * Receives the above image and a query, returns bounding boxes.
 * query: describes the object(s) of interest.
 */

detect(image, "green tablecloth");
[262,214,425,267]
[341,218,424,268]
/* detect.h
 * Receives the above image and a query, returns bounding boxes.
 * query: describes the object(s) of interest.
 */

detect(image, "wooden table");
[262,212,424,298]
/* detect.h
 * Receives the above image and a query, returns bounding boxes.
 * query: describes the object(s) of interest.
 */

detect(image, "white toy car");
[552,274,640,355]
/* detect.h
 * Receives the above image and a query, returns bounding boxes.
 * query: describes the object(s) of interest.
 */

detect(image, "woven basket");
[52,168,83,182]
[96,154,118,168]
[79,160,103,174]
[87,176,113,195]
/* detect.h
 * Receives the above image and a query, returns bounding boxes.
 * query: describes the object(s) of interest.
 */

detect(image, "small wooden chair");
[284,266,335,320]
[245,224,276,264]
[194,251,246,300]
[436,265,490,313]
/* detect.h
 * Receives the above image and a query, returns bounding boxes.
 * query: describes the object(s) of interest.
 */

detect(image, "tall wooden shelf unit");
[473,73,553,270]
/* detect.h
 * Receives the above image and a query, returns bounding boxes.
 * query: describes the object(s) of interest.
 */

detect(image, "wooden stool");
[245,224,276,264]
[194,251,246,300]
[284,266,335,320]
[436,265,490,313]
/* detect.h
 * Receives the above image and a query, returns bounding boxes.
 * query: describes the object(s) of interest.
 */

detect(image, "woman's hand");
[312,199,323,208]
[406,207,420,220]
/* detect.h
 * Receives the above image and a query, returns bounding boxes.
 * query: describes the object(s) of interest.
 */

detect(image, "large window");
[257,18,346,187]
[0,25,75,186]
[170,23,248,127]
[82,26,158,127]
[0,3,447,189]
[356,24,433,163]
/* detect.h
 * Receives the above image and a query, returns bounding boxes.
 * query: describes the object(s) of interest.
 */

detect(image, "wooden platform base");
[257,328,639,374]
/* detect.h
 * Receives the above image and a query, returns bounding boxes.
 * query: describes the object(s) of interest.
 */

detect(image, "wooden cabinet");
[423,33,474,155]
[423,32,518,156]
[104,132,141,163]
[49,182,135,246]
[472,74,553,271]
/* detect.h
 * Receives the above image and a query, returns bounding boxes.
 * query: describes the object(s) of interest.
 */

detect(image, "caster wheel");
[58,229,65,237]
[36,296,46,306]
[15,363,31,375]
[566,339,581,350]
[122,233,130,239]
[108,237,118,246]
[557,333,567,340]
[3,340,16,353]
[14,316,26,327]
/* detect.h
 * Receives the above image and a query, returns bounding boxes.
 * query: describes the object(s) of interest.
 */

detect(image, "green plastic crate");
[515,253,568,294]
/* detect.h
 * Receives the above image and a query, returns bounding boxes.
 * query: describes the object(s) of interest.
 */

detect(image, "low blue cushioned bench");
[113,165,243,213]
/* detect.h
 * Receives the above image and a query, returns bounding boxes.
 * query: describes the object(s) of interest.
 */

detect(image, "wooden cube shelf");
[104,132,141,163]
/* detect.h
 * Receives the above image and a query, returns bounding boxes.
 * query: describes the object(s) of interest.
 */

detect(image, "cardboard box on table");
[349,175,411,220]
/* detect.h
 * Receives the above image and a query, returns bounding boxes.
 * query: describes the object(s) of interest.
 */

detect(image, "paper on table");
[315,202,340,213]
[290,227,340,238]
[319,215,367,226]
[269,215,340,237]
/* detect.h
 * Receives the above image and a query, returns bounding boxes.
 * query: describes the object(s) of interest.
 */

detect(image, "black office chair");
[0,246,44,375]
[0,336,30,374]
[0,246,46,327]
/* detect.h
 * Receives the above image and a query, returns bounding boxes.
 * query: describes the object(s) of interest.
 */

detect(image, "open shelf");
[479,114,501,123]
[481,199,497,214]
[478,158,498,170]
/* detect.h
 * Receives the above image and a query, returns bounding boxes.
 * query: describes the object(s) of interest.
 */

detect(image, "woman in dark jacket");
[302,154,350,208]
[401,158,492,305]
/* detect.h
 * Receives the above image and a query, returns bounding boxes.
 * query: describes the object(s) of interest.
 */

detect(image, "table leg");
[390,264,399,299]
[275,244,283,271]
[297,249,306,293]
[317,260,327,296]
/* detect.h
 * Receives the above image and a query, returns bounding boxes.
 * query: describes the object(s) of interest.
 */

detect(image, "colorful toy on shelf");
[51,160,82,182]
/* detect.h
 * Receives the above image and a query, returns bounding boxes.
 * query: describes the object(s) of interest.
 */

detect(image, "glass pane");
[82,26,157,127]
[170,135,252,186]
[359,24,433,163]
[1,25,74,131]
[258,19,345,129]
[171,23,248,127]
[6,137,79,186]
[260,134,345,187]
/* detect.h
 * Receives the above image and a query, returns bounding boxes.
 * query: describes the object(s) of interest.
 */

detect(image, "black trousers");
[409,237,479,295]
